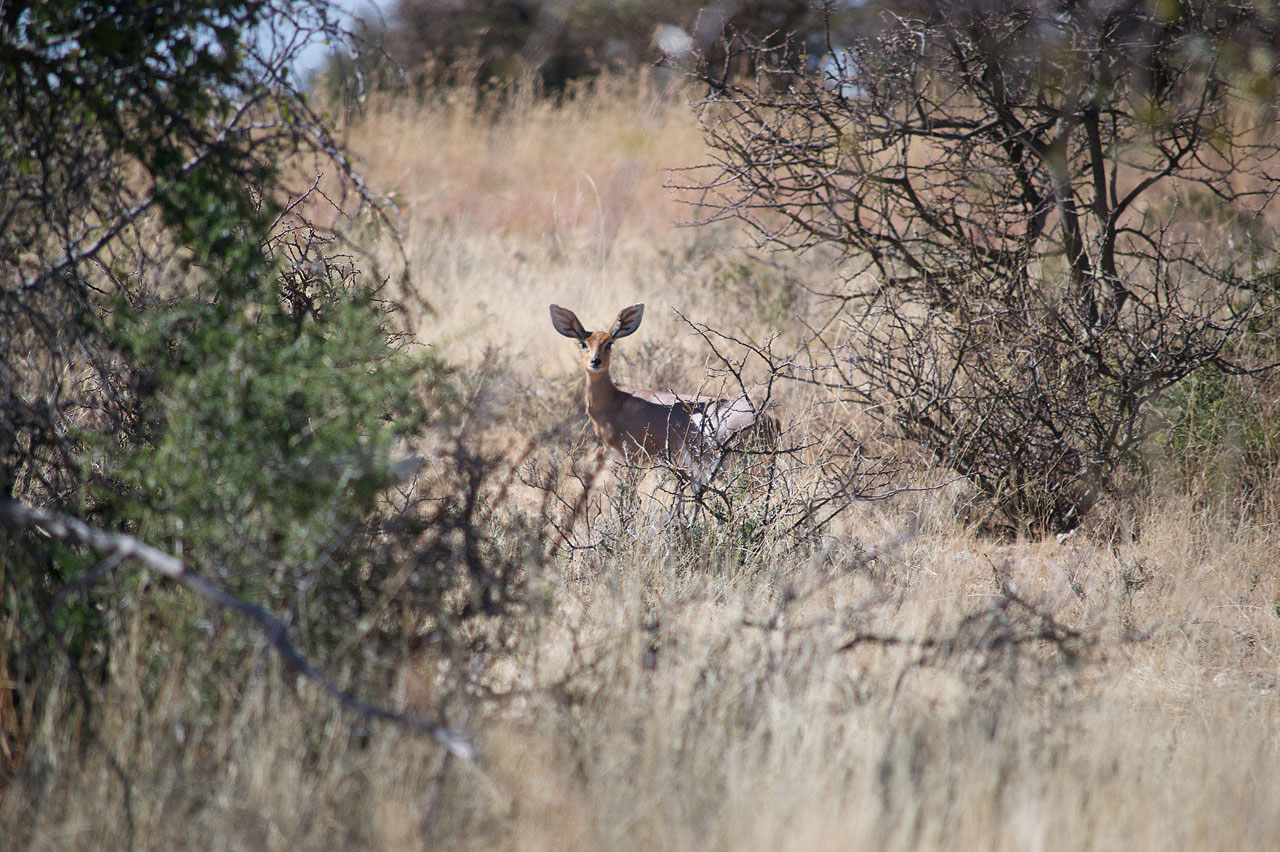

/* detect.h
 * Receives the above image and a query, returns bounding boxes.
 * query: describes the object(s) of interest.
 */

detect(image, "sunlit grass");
[5,75,1280,851]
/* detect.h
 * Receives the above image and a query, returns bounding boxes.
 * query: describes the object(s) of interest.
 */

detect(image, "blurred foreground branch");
[0,497,475,761]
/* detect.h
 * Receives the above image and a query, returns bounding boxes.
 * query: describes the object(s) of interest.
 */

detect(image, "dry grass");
[5,78,1280,851]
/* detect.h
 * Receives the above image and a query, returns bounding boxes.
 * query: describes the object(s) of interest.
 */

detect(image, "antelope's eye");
[604,341,613,350]
[579,341,587,350]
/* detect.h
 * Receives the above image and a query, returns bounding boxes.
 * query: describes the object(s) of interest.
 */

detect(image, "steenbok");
[550,303,779,485]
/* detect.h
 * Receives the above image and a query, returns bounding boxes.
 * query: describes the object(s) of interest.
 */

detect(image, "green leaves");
[3,0,451,660]
[97,272,433,601]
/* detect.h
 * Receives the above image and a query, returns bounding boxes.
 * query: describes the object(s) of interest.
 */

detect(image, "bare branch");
[0,498,476,761]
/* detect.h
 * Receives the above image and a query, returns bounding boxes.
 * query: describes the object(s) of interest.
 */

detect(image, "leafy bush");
[0,0,525,785]
[1159,368,1280,503]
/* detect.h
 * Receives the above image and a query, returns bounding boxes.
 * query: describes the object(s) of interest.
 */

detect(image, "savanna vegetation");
[4,1,1280,849]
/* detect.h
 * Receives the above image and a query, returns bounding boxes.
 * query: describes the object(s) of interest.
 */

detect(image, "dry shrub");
[681,2,1280,533]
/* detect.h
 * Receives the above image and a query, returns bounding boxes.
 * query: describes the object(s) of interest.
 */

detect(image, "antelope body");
[550,303,779,478]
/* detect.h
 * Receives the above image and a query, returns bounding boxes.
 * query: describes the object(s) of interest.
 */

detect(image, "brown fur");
[550,304,779,473]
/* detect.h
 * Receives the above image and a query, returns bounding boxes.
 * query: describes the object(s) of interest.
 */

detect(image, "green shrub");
[1160,369,1280,502]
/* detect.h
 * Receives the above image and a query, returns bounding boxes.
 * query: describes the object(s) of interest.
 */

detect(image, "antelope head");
[549,303,645,374]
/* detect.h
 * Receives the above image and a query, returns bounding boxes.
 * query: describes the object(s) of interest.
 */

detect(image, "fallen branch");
[0,497,475,761]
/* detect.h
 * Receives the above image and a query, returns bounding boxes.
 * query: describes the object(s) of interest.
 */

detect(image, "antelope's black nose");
[590,356,602,368]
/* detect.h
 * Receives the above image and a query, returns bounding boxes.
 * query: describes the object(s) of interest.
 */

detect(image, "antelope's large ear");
[611,303,645,339]
[550,304,589,340]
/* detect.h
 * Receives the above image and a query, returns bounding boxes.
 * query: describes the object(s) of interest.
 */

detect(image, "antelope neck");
[585,365,625,415]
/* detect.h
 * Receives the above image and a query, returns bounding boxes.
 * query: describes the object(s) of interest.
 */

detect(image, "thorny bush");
[681,0,1280,534]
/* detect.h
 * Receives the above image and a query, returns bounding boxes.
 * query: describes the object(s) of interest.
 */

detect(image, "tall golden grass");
[5,77,1280,850]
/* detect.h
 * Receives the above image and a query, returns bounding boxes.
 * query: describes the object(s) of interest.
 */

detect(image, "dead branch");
[0,497,475,761]
[678,2,1280,533]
